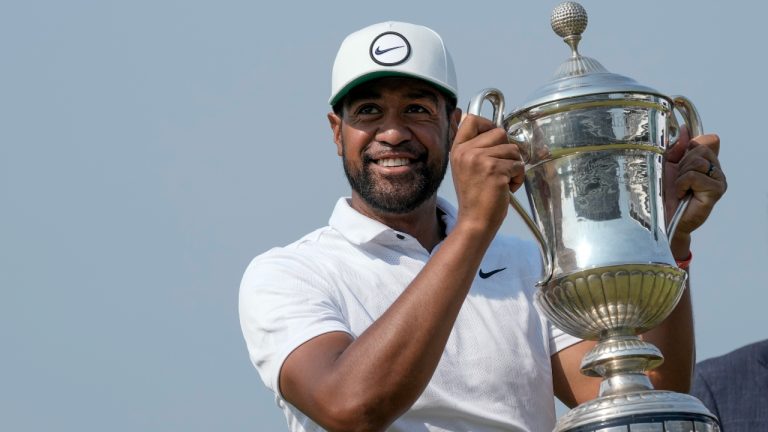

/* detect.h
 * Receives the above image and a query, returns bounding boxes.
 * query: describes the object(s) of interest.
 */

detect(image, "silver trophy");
[468,2,720,431]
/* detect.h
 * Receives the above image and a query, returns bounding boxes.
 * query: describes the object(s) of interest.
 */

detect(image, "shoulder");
[693,339,768,425]
[694,339,768,392]
[244,226,344,276]
[240,225,353,309]
[238,224,353,341]
[697,339,768,375]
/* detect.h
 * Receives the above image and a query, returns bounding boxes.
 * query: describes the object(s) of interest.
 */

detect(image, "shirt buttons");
[396,234,405,240]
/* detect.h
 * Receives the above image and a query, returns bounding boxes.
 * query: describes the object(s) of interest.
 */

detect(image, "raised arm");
[278,114,525,431]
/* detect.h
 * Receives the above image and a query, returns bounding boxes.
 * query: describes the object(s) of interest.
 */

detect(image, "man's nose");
[375,115,412,146]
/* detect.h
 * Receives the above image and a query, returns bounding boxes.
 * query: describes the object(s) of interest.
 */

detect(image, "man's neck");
[349,194,445,252]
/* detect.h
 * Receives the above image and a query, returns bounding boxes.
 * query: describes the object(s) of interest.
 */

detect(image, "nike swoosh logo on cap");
[478,267,507,279]
[374,45,405,55]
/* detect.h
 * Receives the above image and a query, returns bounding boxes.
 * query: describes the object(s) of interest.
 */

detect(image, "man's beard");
[342,140,449,214]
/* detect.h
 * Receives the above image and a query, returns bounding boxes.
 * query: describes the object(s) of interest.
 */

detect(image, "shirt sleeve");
[239,249,352,398]
[548,321,582,355]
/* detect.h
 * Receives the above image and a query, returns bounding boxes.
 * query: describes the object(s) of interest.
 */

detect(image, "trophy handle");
[467,88,553,284]
[467,87,505,125]
[666,95,704,241]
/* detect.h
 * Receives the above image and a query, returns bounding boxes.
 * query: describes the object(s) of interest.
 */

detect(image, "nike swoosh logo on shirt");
[374,45,404,55]
[478,267,506,279]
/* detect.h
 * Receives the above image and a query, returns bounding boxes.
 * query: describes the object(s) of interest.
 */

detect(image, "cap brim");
[329,71,456,106]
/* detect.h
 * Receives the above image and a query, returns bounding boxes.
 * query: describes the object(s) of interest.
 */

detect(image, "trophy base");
[555,390,720,432]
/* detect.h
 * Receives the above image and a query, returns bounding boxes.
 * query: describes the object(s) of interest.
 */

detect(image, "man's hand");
[664,126,727,258]
[451,114,525,236]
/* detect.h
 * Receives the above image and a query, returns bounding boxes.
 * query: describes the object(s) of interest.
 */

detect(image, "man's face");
[328,77,459,214]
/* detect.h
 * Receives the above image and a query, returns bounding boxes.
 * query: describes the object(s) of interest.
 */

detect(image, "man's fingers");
[482,143,522,160]
[688,133,720,157]
[674,171,725,197]
[676,143,722,178]
[674,194,717,236]
[509,166,526,193]
[665,124,691,164]
[454,148,523,176]
[669,169,726,235]
[673,140,728,200]
[454,114,505,147]
[668,130,720,164]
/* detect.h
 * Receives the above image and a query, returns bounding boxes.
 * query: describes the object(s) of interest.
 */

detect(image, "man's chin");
[362,190,430,214]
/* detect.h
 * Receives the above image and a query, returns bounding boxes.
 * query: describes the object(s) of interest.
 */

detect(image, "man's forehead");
[345,77,442,103]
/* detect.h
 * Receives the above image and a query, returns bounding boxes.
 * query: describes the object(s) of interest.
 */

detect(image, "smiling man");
[335,79,452,218]
[239,21,727,432]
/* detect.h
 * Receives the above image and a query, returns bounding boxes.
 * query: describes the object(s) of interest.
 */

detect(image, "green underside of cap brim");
[329,71,456,106]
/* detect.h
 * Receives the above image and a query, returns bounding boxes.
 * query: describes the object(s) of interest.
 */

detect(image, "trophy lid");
[517,2,663,111]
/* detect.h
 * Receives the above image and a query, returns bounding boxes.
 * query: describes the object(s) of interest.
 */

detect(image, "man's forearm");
[641,278,695,393]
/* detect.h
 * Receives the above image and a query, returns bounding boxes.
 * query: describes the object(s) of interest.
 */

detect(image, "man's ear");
[448,107,462,151]
[328,112,343,156]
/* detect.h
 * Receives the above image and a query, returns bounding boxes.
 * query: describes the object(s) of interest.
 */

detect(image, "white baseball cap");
[329,21,458,106]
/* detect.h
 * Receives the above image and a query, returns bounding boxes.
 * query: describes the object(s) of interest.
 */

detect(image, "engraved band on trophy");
[468,2,721,431]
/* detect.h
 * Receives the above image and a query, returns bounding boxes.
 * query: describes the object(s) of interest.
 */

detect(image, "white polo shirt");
[239,197,580,432]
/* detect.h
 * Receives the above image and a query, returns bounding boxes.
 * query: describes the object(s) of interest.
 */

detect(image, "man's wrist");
[670,231,692,261]
[450,218,500,255]
[675,251,693,270]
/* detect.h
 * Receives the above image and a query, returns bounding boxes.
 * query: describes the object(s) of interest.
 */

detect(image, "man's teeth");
[378,158,410,167]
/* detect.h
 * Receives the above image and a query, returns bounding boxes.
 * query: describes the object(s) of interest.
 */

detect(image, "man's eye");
[406,105,430,114]
[356,105,381,115]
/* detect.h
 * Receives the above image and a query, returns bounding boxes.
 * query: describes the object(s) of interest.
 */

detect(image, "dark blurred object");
[691,339,768,432]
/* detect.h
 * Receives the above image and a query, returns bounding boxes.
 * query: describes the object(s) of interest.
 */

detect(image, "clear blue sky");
[2,1,765,430]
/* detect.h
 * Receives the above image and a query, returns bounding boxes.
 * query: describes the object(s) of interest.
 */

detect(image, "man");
[691,339,768,431]
[239,21,726,431]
